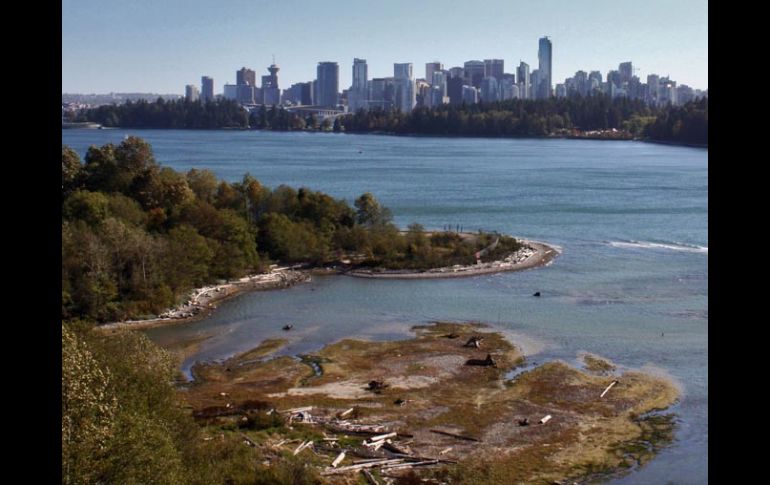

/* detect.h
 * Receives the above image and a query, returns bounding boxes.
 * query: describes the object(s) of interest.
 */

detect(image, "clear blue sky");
[62,0,707,94]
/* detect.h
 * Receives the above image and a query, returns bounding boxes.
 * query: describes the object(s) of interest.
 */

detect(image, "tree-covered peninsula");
[80,96,707,146]
[62,137,521,323]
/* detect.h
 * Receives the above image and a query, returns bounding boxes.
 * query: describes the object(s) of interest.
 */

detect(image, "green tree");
[354,192,393,227]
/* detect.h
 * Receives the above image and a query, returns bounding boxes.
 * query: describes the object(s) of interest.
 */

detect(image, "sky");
[62,0,708,94]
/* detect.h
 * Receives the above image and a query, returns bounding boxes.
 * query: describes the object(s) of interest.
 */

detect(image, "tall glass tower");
[538,36,552,99]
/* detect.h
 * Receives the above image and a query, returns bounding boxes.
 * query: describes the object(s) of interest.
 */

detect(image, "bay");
[63,129,707,484]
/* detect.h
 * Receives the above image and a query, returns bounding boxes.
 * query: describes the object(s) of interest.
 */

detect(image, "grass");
[179,321,679,484]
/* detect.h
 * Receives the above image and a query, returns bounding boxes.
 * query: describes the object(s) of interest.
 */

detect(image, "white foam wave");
[608,240,708,254]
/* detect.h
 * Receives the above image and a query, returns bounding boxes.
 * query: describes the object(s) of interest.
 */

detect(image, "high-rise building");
[619,62,633,85]
[462,85,478,105]
[537,36,552,99]
[352,58,368,92]
[201,76,214,102]
[607,70,621,89]
[574,70,588,97]
[647,74,660,105]
[589,71,603,85]
[236,67,256,86]
[447,76,464,105]
[426,62,443,84]
[223,84,238,101]
[448,66,464,79]
[484,59,504,80]
[393,63,415,112]
[394,63,413,80]
[530,69,540,99]
[349,58,369,112]
[431,71,448,98]
[261,64,281,105]
[463,60,485,88]
[517,62,530,99]
[185,84,200,102]
[480,77,500,102]
[555,84,567,98]
[315,62,339,108]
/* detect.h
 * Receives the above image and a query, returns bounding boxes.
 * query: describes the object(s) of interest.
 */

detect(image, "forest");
[62,137,517,323]
[81,96,707,145]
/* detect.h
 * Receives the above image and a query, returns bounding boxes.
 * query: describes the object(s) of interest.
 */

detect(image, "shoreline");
[64,126,706,148]
[97,237,559,331]
[345,240,559,279]
[97,269,311,331]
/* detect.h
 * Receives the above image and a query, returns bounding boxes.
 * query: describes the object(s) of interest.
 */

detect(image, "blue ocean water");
[63,129,707,484]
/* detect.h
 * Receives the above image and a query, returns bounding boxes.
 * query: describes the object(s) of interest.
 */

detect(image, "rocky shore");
[98,269,310,331]
[345,240,559,279]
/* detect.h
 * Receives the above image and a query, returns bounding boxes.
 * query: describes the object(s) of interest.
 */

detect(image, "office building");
[517,62,530,99]
[185,84,200,102]
[426,62,443,83]
[537,36,552,99]
[464,60,485,88]
[315,62,339,108]
[484,59,504,80]
[201,76,214,102]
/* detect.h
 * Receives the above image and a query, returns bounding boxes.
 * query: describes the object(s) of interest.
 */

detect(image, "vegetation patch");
[181,322,678,484]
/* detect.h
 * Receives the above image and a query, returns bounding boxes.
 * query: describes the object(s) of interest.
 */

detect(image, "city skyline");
[62,0,707,94]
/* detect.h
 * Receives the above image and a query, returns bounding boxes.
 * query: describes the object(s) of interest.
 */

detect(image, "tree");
[62,145,83,199]
[354,192,393,227]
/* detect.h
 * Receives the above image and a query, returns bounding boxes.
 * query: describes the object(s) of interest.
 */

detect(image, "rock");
[533,291,541,297]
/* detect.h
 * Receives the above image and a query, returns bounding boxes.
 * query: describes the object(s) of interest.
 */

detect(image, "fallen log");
[293,440,313,455]
[439,447,453,455]
[539,415,552,425]
[429,429,480,442]
[338,408,354,418]
[382,441,411,455]
[381,459,441,470]
[362,469,380,484]
[600,380,619,398]
[465,353,497,367]
[368,432,397,442]
[331,451,346,468]
[321,459,405,475]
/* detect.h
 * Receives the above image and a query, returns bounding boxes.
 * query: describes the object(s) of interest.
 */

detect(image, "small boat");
[282,324,294,331]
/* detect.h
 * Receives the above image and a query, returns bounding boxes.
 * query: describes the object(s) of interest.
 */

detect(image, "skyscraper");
[483,59,504,80]
[619,62,633,84]
[517,62,530,99]
[394,63,415,112]
[537,36,552,99]
[201,76,214,102]
[352,58,368,91]
[426,62,443,84]
[185,84,200,102]
[463,60,485,88]
[315,62,339,108]
[236,67,256,86]
[349,58,369,112]
[261,63,281,105]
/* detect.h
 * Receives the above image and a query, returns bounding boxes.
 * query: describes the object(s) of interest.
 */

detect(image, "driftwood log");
[465,354,497,367]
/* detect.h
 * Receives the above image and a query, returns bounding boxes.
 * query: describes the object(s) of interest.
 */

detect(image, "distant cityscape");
[63,36,707,117]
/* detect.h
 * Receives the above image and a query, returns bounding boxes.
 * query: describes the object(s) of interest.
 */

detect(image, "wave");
[608,240,708,254]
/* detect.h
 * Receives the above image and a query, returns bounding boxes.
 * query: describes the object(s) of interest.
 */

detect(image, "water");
[63,129,708,484]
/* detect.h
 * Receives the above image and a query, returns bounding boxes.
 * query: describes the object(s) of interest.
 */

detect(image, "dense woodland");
[80,98,249,129]
[81,96,707,145]
[63,323,323,485]
[62,137,516,323]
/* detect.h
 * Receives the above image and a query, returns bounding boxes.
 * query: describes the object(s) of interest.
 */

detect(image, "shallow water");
[63,129,707,484]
